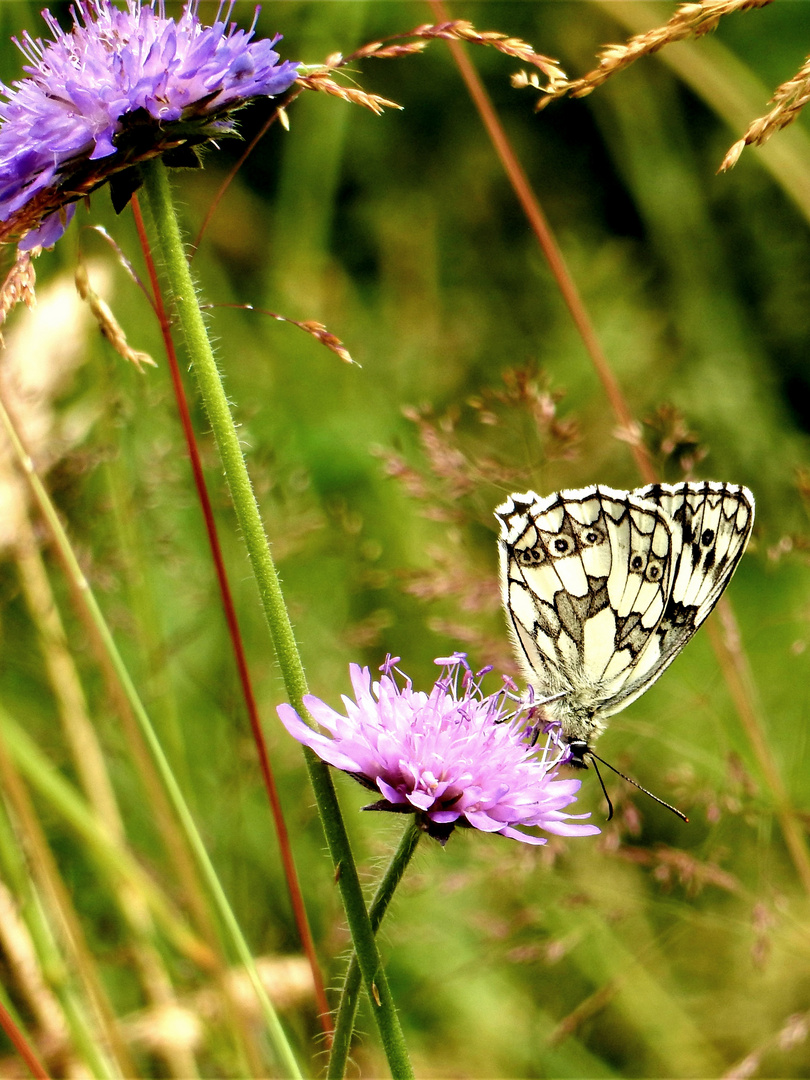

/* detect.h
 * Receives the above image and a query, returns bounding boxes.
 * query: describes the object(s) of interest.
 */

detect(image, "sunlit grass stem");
[0,795,114,1077]
[0,717,132,1077]
[0,709,284,1076]
[13,519,200,1078]
[0,391,302,1079]
[139,157,414,1079]
[0,708,213,968]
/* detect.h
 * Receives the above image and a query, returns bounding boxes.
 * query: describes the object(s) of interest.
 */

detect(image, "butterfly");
[496,481,755,770]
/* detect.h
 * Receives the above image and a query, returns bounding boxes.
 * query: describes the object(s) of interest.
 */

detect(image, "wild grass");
[0,1,809,1077]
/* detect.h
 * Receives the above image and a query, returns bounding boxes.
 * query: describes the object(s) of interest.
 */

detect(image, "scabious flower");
[0,1,300,249]
[277,654,600,846]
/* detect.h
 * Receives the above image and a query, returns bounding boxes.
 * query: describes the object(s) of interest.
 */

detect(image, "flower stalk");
[129,191,333,1037]
[280,652,600,1074]
[139,157,414,1078]
[328,817,422,1078]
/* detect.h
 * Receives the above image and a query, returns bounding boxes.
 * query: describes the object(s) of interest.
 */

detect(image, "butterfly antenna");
[587,754,615,821]
[587,750,689,823]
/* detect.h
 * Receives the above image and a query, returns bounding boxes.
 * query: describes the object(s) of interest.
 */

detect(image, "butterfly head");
[564,739,591,769]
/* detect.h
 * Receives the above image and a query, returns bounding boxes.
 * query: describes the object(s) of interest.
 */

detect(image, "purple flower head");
[277,654,600,846]
[0,1,300,249]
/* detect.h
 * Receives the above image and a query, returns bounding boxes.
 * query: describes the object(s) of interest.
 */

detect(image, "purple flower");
[0,1,299,248]
[277,654,600,846]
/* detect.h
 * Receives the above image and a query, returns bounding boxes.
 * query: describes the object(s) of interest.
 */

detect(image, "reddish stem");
[0,1000,50,1080]
[428,0,656,484]
[431,0,810,895]
[131,195,333,1039]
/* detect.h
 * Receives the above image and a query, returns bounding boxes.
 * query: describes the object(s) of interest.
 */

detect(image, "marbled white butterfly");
[496,481,754,769]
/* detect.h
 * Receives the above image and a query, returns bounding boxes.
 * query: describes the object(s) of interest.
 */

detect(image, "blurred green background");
[1,1,810,1076]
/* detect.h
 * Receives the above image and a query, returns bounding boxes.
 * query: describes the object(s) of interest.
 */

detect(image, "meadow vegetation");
[0,2,809,1076]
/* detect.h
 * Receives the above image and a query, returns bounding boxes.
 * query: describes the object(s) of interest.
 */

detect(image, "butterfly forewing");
[500,488,663,701]
[638,482,753,614]
[496,481,754,747]
[501,492,584,696]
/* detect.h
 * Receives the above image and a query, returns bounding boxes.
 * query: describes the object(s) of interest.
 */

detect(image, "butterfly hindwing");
[496,481,755,745]
[596,481,755,717]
